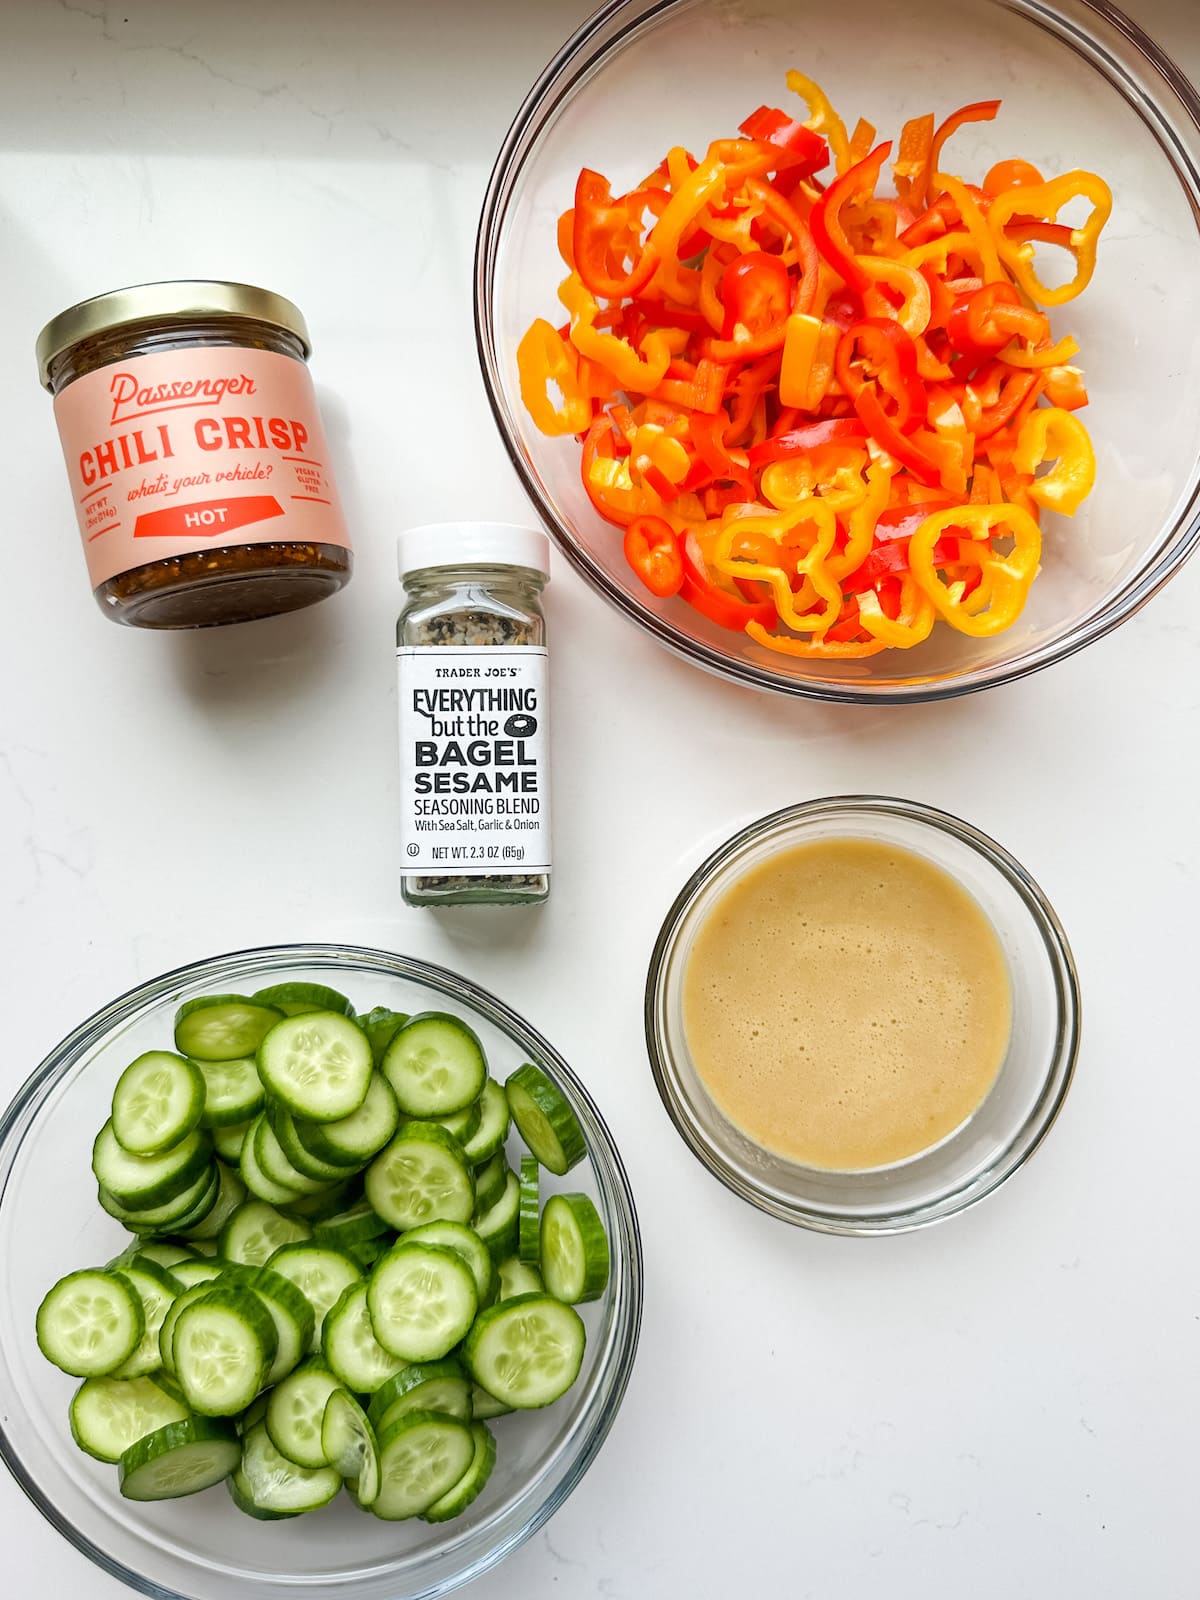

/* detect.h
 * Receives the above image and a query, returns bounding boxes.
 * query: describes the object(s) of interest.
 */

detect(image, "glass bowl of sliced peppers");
[476,0,1200,702]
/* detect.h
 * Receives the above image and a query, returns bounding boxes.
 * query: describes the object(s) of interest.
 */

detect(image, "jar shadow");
[165,598,343,710]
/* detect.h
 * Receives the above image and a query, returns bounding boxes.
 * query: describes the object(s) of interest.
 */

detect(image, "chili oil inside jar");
[36,279,352,629]
[396,523,552,908]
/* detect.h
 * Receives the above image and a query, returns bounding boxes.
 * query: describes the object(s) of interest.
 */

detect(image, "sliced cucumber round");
[175,995,283,1062]
[497,1256,544,1301]
[505,1063,586,1176]
[321,1388,379,1504]
[321,1280,406,1394]
[367,1242,478,1362]
[265,1362,341,1469]
[422,1419,496,1523]
[468,1382,513,1421]
[540,1192,610,1304]
[220,1198,312,1267]
[119,1417,240,1501]
[180,1161,246,1242]
[382,1013,487,1119]
[365,1122,475,1230]
[111,1264,179,1379]
[251,982,352,1018]
[194,1055,264,1128]
[172,1286,277,1416]
[369,1360,472,1436]
[37,1269,145,1378]
[462,1293,585,1409]
[257,1011,373,1123]
[266,1243,361,1350]
[472,1168,520,1262]
[462,1079,510,1165]
[70,1374,190,1463]
[170,1257,227,1289]
[241,1261,315,1385]
[267,1101,359,1183]
[313,1197,393,1252]
[402,1220,495,1307]
[293,1071,399,1167]
[357,1007,409,1066]
[234,1418,341,1516]
[518,1155,540,1264]
[431,1099,482,1147]
[111,1052,205,1156]
[93,1119,213,1211]
[239,1116,307,1206]
[253,1113,328,1196]
[372,1409,475,1521]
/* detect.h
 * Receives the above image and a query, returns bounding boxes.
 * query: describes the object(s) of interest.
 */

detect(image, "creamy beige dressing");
[682,837,1012,1171]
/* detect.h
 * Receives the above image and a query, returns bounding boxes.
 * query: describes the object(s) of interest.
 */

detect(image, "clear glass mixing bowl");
[0,945,642,1599]
[476,0,1200,702]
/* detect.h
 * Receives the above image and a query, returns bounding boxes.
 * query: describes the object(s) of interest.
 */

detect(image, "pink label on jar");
[51,346,351,587]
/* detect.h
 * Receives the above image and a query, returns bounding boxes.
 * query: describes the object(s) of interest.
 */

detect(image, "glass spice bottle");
[396,523,551,907]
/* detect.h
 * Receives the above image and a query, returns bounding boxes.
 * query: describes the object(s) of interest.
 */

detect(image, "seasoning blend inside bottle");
[396,523,551,907]
[36,280,351,628]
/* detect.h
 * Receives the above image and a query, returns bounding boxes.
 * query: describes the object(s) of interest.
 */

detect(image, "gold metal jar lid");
[35,279,312,389]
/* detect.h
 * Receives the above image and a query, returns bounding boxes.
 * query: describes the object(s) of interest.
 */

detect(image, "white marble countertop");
[2,1,1198,1596]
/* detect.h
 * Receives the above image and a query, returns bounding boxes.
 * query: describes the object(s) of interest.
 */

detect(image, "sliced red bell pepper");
[810,142,892,295]
[624,515,684,596]
[679,534,777,630]
[746,416,868,465]
[688,410,756,493]
[835,319,926,433]
[572,170,659,299]
[737,106,830,176]
[852,384,942,485]
[923,100,1000,205]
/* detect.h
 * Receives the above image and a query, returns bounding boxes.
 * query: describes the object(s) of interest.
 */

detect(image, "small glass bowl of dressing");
[645,797,1080,1235]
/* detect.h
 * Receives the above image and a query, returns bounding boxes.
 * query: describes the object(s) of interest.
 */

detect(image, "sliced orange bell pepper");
[517,319,593,436]
[987,171,1113,306]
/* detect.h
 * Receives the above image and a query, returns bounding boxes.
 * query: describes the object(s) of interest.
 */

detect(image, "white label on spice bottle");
[51,346,351,587]
[397,646,551,877]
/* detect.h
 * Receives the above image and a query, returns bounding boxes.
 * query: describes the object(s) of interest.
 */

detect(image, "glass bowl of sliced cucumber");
[0,944,641,1600]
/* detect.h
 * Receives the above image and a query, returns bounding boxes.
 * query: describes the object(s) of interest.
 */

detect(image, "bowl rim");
[0,942,643,1600]
[643,795,1082,1233]
[474,0,1200,704]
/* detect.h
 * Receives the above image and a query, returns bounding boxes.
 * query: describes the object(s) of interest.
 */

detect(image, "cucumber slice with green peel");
[347,1236,391,1272]
[175,995,283,1062]
[497,1256,544,1301]
[111,1265,179,1378]
[194,1056,264,1129]
[472,1169,520,1262]
[241,1262,315,1384]
[321,1388,379,1505]
[422,1420,496,1523]
[357,1007,409,1066]
[98,1165,220,1237]
[469,1382,513,1421]
[313,1197,393,1252]
[267,1101,360,1182]
[254,1114,328,1196]
[181,1161,246,1241]
[159,1280,232,1374]
[382,1013,487,1118]
[462,1293,585,1409]
[70,1374,191,1463]
[265,1244,361,1349]
[220,1198,312,1267]
[369,1361,472,1435]
[119,1417,241,1501]
[111,1052,205,1156]
[540,1192,610,1304]
[172,1286,277,1416]
[367,1242,478,1362]
[518,1156,540,1264]
[212,1118,253,1163]
[402,1221,495,1308]
[37,1270,145,1378]
[372,1409,475,1521]
[235,1419,341,1515]
[265,1362,341,1469]
[321,1280,406,1393]
[240,1391,270,1433]
[170,1258,228,1289]
[430,1099,482,1146]
[462,1079,510,1165]
[190,1239,220,1258]
[251,982,352,1018]
[119,1254,185,1293]
[504,1064,586,1176]
[257,1012,373,1123]
[240,1115,306,1206]
[472,1150,509,1214]
[293,1072,399,1168]
[365,1122,475,1230]
[93,1120,213,1211]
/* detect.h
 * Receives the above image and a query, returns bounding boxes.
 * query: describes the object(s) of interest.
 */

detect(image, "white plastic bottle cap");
[396,522,551,580]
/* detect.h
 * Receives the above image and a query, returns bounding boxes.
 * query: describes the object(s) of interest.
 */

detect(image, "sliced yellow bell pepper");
[785,69,851,175]
[988,171,1113,307]
[516,318,592,436]
[1012,406,1096,515]
[560,273,673,393]
[712,500,841,633]
[909,503,1041,636]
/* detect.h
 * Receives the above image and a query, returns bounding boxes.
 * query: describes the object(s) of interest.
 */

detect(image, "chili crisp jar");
[36,279,352,628]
